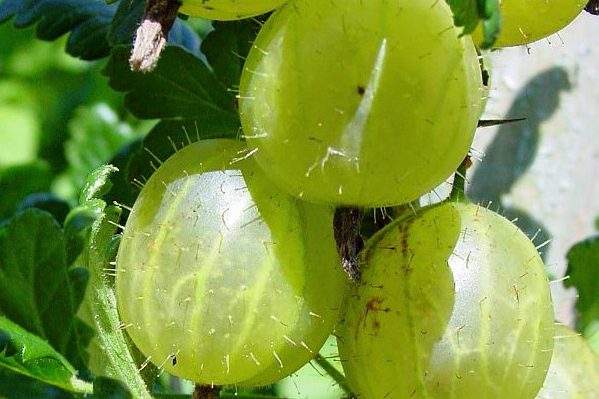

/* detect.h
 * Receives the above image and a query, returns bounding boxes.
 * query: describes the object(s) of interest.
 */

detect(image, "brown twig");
[130,0,181,72]
[192,384,221,399]
[333,207,363,281]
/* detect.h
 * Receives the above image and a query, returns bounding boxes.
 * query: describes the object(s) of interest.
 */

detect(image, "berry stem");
[130,0,181,72]
[586,0,599,15]
[313,354,354,397]
[333,207,363,281]
[192,385,221,399]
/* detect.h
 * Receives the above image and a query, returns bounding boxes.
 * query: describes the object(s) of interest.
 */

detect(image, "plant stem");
[88,205,154,399]
[313,354,353,397]
[71,377,94,395]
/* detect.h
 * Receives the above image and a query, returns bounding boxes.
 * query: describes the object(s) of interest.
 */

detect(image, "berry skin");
[116,139,348,386]
[338,202,554,399]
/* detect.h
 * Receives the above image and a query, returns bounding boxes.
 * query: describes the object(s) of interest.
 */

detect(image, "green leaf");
[0,0,199,61]
[0,0,117,60]
[64,206,100,266]
[446,0,500,47]
[0,369,75,399]
[79,165,153,399]
[103,138,144,209]
[565,235,599,336]
[0,316,92,394]
[0,161,52,221]
[101,45,241,189]
[446,0,479,33]
[127,119,239,193]
[103,46,239,126]
[477,0,501,48]
[106,0,144,47]
[80,165,118,205]
[65,104,138,189]
[17,193,71,225]
[201,20,261,89]
[168,19,203,58]
[0,209,91,370]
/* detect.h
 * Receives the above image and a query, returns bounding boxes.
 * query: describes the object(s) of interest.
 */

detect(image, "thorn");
[272,350,284,368]
[283,335,298,346]
[300,341,314,354]
[249,352,261,366]
[530,228,542,242]
[536,239,551,250]
[167,135,179,152]
[550,275,570,284]
[309,311,323,320]
[477,118,526,128]
[144,147,164,166]
[139,356,152,371]
[113,201,133,212]
[182,125,193,145]
[108,220,126,230]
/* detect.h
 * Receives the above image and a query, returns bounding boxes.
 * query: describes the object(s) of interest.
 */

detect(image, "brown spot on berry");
[366,297,384,311]
[372,319,381,331]
[365,297,391,316]
[400,225,409,257]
